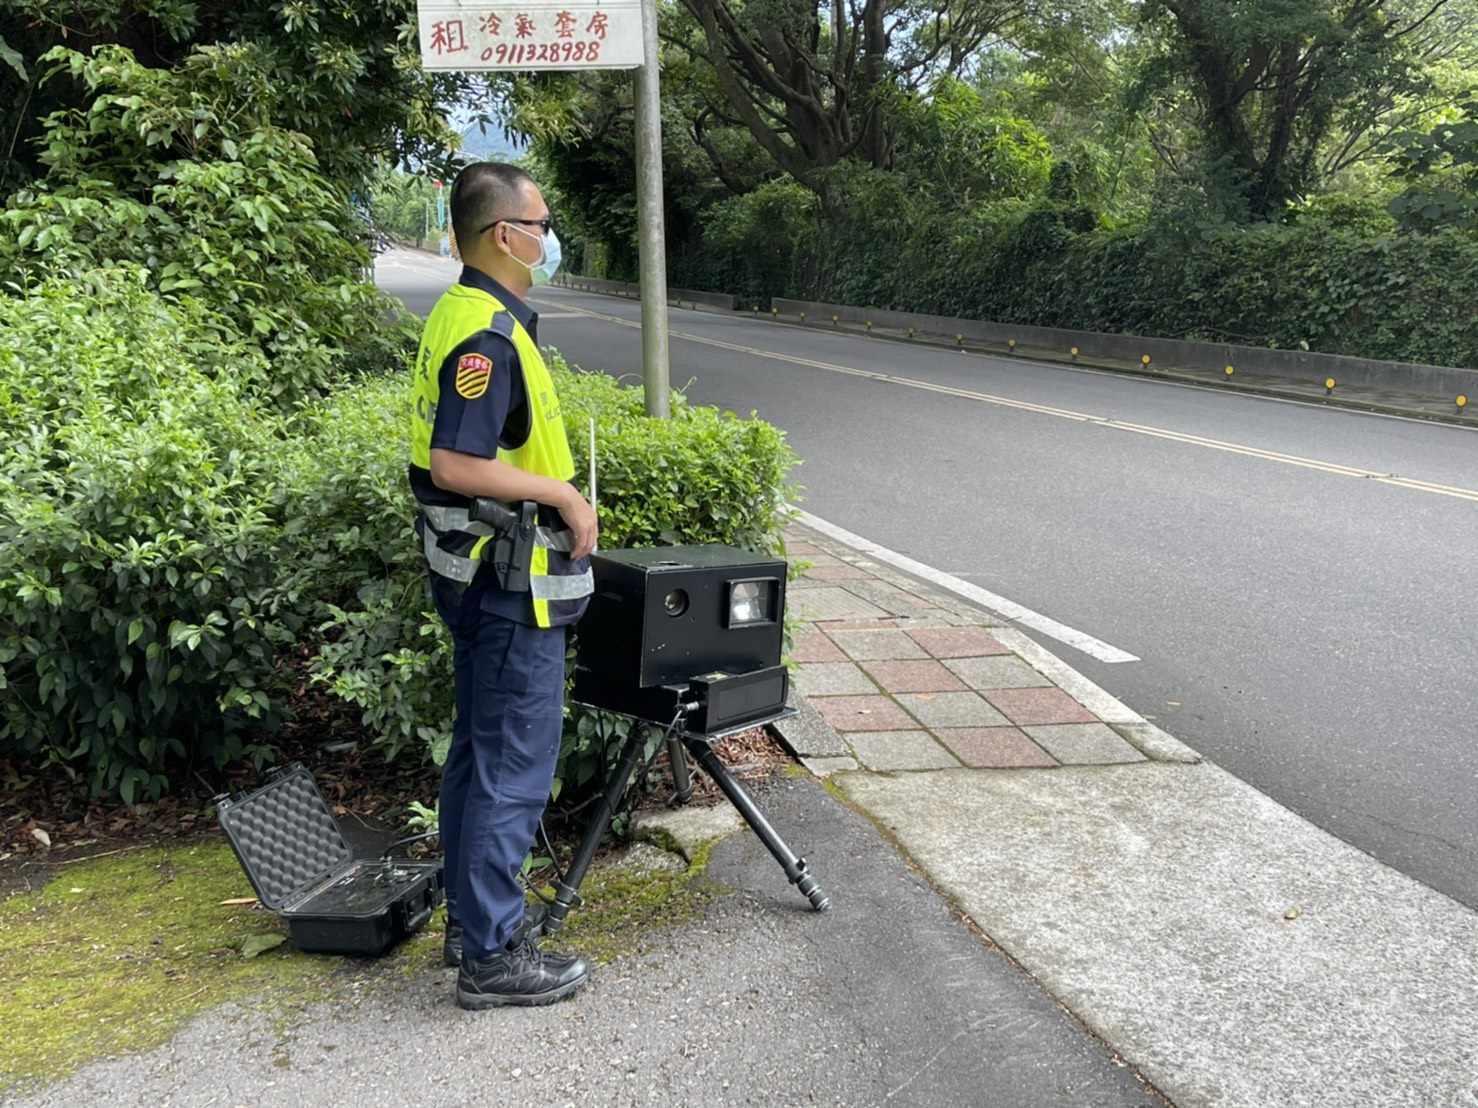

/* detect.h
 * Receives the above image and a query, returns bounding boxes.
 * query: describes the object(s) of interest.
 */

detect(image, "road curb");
[766,314,1477,429]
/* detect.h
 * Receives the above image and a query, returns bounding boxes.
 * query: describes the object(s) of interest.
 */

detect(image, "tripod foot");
[796,869,830,912]
[683,735,834,914]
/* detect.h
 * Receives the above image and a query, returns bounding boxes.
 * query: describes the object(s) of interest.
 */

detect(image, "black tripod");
[541,709,830,934]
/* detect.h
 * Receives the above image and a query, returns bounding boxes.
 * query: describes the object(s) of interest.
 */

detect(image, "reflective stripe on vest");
[421,525,493,584]
[420,504,576,553]
[530,566,595,600]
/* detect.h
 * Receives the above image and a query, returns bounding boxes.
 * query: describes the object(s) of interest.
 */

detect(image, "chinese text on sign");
[418,0,643,70]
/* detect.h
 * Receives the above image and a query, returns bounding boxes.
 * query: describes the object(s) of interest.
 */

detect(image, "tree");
[0,0,468,194]
[1385,90,1478,231]
[671,0,1032,194]
[1137,0,1456,218]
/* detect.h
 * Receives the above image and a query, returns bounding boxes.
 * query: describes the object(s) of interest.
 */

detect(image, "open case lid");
[216,763,352,911]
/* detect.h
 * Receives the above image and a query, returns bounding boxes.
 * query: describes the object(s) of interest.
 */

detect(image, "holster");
[469,498,537,593]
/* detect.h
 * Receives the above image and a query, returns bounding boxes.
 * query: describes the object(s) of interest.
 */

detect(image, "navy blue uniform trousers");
[432,577,566,960]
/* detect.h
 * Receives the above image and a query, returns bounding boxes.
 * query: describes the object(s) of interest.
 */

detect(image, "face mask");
[508,223,562,286]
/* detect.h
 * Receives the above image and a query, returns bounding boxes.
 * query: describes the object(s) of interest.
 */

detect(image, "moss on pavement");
[2,832,718,1094]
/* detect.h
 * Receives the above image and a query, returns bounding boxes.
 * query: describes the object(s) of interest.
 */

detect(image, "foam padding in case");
[219,768,351,910]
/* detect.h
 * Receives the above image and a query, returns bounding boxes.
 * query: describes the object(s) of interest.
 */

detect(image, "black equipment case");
[215,764,444,956]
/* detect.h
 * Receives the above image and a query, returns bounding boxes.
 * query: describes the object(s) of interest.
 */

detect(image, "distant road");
[379,250,1478,910]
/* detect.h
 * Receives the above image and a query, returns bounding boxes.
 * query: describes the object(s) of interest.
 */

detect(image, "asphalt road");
[377,251,1478,911]
[12,777,1162,1107]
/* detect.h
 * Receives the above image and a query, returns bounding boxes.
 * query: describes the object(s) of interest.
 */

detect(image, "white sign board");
[417,0,643,70]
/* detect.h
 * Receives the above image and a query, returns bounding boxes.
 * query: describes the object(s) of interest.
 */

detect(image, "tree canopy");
[0,0,472,193]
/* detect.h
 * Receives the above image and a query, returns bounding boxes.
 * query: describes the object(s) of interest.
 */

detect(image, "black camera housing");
[572,545,789,735]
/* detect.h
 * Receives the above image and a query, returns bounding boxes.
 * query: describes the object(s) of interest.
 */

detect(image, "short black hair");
[450,162,536,250]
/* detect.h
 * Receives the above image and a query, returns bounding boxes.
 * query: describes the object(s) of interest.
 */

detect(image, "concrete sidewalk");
[776,517,1478,1107]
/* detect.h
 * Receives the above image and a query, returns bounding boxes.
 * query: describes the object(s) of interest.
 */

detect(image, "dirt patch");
[2,721,797,901]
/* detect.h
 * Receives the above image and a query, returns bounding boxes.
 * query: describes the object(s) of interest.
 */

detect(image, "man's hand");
[559,488,599,560]
[431,452,600,558]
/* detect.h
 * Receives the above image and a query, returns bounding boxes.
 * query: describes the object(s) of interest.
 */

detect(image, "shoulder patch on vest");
[455,352,493,399]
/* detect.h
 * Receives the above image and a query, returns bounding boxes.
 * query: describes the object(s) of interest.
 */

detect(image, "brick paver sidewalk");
[775,521,1199,773]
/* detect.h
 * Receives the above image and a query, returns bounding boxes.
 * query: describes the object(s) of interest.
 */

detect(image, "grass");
[388,839,720,976]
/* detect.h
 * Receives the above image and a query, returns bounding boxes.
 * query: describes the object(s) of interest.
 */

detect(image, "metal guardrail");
[771,298,1478,401]
[554,274,738,312]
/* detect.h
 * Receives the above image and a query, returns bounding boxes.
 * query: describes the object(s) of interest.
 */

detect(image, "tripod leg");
[682,736,830,912]
[666,730,694,806]
[545,723,649,934]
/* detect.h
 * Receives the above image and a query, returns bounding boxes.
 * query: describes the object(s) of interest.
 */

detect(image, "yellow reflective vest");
[409,280,592,628]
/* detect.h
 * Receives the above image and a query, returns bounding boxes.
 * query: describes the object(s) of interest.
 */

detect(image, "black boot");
[456,932,589,1009]
[443,902,549,968]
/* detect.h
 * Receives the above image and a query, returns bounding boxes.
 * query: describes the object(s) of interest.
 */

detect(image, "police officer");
[408,162,597,1009]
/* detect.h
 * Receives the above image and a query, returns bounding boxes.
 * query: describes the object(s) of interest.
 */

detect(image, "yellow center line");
[546,299,1478,505]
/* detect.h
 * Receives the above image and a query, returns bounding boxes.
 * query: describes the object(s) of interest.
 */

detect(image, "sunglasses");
[479,217,554,235]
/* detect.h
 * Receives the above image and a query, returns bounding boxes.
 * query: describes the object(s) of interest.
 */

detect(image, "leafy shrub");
[671,180,822,306]
[0,44,416,405]
[0,265,426,801]
[0,273,298,801]
[0,258,796,804]
[287,376,445,766]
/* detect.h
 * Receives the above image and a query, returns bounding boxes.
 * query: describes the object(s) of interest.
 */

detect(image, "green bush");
[0,44,416,406]
[0,259,796,804]
[669,180,822,306]
[0,273,299,801]
[0,267,425,801]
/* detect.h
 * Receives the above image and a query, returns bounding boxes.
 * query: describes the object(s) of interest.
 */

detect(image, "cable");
[380,829,441,859]
[613,705,690,823]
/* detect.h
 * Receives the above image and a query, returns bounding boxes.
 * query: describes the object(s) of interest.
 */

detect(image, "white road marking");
[795,510,1140,665]
[543,295,1478,505]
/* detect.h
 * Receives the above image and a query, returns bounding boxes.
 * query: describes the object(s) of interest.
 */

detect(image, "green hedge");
[666,178,1478,368]
[929,214,1478,368]
[0,271,799,802]
[0,273,298,801]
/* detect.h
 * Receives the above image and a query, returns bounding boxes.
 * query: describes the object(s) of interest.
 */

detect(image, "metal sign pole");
[416,0,665,410]
[633,0,670,419]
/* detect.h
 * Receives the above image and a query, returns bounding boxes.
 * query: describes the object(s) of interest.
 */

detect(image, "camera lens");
[663,589,689,617]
